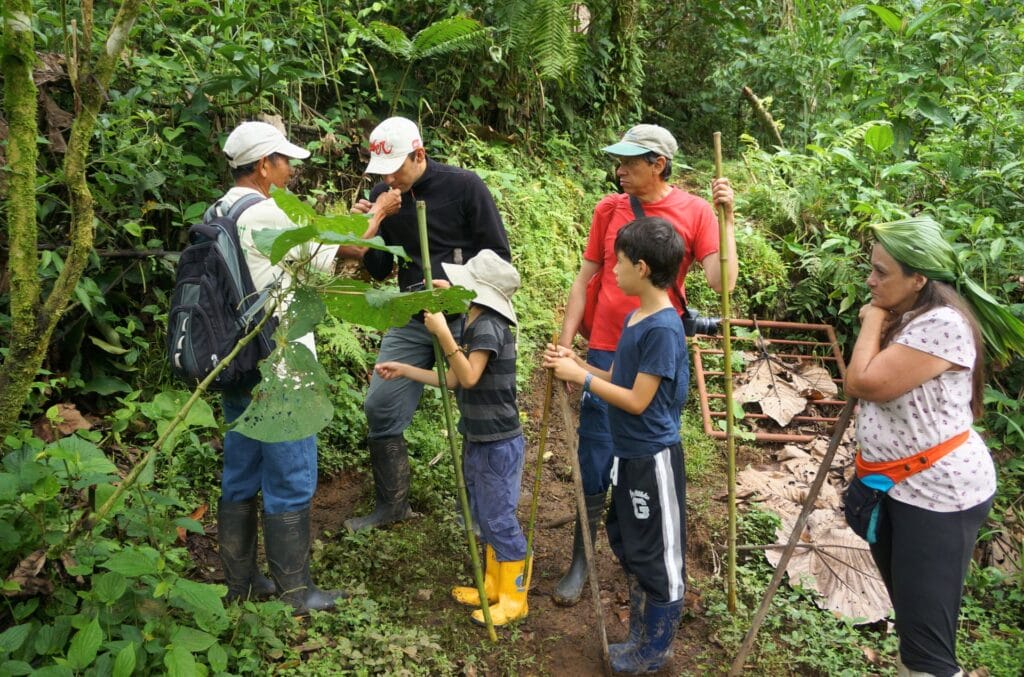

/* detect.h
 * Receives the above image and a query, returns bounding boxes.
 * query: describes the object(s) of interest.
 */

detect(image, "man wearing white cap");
[342,116,511,532]
[550,123,738,608]
[212,121,398,615]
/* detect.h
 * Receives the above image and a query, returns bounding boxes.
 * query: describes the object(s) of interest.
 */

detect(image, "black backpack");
[167,193,279,391]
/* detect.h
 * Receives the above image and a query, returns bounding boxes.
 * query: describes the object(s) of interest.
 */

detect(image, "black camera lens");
[682,308,721,336]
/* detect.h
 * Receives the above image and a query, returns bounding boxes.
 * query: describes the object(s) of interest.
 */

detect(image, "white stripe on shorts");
[654,446,685,601]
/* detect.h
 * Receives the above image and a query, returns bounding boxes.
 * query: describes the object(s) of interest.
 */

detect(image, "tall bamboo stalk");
[729,399,858,675]
[416,202,496,642]
[524,333,557,588]
[714,132,738,613]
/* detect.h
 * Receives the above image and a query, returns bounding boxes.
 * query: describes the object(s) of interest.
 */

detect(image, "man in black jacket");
[342,116,511,531]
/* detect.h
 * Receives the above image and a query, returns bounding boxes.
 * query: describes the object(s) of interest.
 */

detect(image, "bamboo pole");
[729,398,857,675]
[524,333,557,589]
[558,386,612,676]
[714,132,738,613]
[416,201,496,642]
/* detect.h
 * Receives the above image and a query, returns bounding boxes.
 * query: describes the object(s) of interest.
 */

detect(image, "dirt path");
[189,363,736,675]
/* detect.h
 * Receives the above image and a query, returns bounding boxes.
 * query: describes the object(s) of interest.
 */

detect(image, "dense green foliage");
[2,0,1022,674]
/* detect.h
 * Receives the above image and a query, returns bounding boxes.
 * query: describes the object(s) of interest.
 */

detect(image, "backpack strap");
[627,194,689,313]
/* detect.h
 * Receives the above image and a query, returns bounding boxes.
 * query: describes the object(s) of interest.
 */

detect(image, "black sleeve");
[466,173,511,261]
[363,182,395,280]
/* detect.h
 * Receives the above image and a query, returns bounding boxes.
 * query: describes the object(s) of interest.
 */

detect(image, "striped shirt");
[456,309,521,442]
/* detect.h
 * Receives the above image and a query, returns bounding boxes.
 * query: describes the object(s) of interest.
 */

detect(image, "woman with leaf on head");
[844,217,1024,677]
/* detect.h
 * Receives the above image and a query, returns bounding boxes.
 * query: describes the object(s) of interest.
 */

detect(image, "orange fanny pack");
[856,430,970,484]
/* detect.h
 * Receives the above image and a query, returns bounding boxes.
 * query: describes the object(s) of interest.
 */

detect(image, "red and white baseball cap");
[365,117,423,175]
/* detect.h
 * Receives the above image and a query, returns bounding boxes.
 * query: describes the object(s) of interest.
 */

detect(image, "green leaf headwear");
[869,217,1024,364]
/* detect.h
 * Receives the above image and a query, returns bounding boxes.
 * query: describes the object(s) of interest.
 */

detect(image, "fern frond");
[832,119,885,150]
[366,21,414,59]
[412,16,490,59]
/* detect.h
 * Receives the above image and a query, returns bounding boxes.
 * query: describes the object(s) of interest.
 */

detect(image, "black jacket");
[364,158,510,291]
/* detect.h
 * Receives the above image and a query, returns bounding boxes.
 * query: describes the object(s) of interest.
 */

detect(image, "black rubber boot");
[610,597,683,673]
[609,574,646,661]
[552,491,606,606]
[218,498,276,602]
[344,436,414,532]
[264,508,345,616]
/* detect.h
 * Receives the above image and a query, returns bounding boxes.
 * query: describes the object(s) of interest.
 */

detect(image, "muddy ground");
[187,357,757,676]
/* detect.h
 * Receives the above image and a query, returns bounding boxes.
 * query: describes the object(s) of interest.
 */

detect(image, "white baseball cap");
[223,121,310,168]
[602,124,678,158]
[366,117,424,175]
[442,250,520,326]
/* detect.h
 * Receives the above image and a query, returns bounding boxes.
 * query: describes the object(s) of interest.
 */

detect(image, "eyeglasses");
[614,156,651,169]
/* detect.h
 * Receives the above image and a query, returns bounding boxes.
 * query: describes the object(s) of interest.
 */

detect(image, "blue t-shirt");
[607,307,689,458]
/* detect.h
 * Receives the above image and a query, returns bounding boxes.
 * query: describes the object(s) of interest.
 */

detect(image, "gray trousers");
[365,316,464,439]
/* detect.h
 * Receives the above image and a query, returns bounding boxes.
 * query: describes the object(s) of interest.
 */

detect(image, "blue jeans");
[464,435,527,562]
[221,391,318,515]
[365,317,464,439]
[578,349,615,495]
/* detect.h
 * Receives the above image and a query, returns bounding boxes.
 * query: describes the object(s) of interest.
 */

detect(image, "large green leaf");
[169,626,217,652]
[112,645,136,677]
[66,617,102,671]
[322,280,475,331]
[92,572,128,604]
[169,579,227,634]
[283,288,326,341]
[163,646,197,677]
[865,4,903,33]
[43,437,118,488]
[914,96,954,127]
[863,123,893,154]
[0,624,32,653]
[101,547,161,577]
[231,342,334,443]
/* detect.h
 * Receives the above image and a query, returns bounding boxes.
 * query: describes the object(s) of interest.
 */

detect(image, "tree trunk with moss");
[605,0,646,127]
[0,0,145,442]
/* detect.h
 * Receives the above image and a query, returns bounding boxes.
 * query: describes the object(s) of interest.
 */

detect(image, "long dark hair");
[882,267,985,418]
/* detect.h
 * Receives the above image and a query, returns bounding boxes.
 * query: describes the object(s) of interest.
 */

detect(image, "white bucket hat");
[442,249,520,326]
[223,121,310,168]
[366,116,424,175]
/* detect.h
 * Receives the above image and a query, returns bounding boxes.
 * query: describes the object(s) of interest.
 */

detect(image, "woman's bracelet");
[583,372,593,394]
[445,346,461,359]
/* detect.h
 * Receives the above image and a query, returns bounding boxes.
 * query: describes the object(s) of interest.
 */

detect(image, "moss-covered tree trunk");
[0,0,145,442]
[606,0,646,126]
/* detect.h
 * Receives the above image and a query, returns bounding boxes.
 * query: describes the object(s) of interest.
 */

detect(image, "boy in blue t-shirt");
[544,217,688,673]
[374,249,528,628]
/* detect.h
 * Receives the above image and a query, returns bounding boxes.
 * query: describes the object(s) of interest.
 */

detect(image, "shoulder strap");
[628,193,688,312]
[628,194,645,219]
[225,192,266,221]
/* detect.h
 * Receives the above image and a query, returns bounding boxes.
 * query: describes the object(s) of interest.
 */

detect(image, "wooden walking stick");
[524,333,557,589]
[728,398,858,675]
[558,385,612,676]
[714,131,739,613]
[416,201,496,642]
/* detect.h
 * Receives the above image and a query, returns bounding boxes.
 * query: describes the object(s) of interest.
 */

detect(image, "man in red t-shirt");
[552,124,736,607]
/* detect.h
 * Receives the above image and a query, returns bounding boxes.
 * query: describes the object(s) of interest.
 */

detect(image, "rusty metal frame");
[691,319,848,443]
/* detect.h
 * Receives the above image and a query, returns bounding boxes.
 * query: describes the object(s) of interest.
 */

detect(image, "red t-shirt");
[582,189,719,351]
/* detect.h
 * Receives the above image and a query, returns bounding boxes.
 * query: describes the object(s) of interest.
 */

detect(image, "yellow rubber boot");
[472,559,528,627]
[452,545,499,607]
